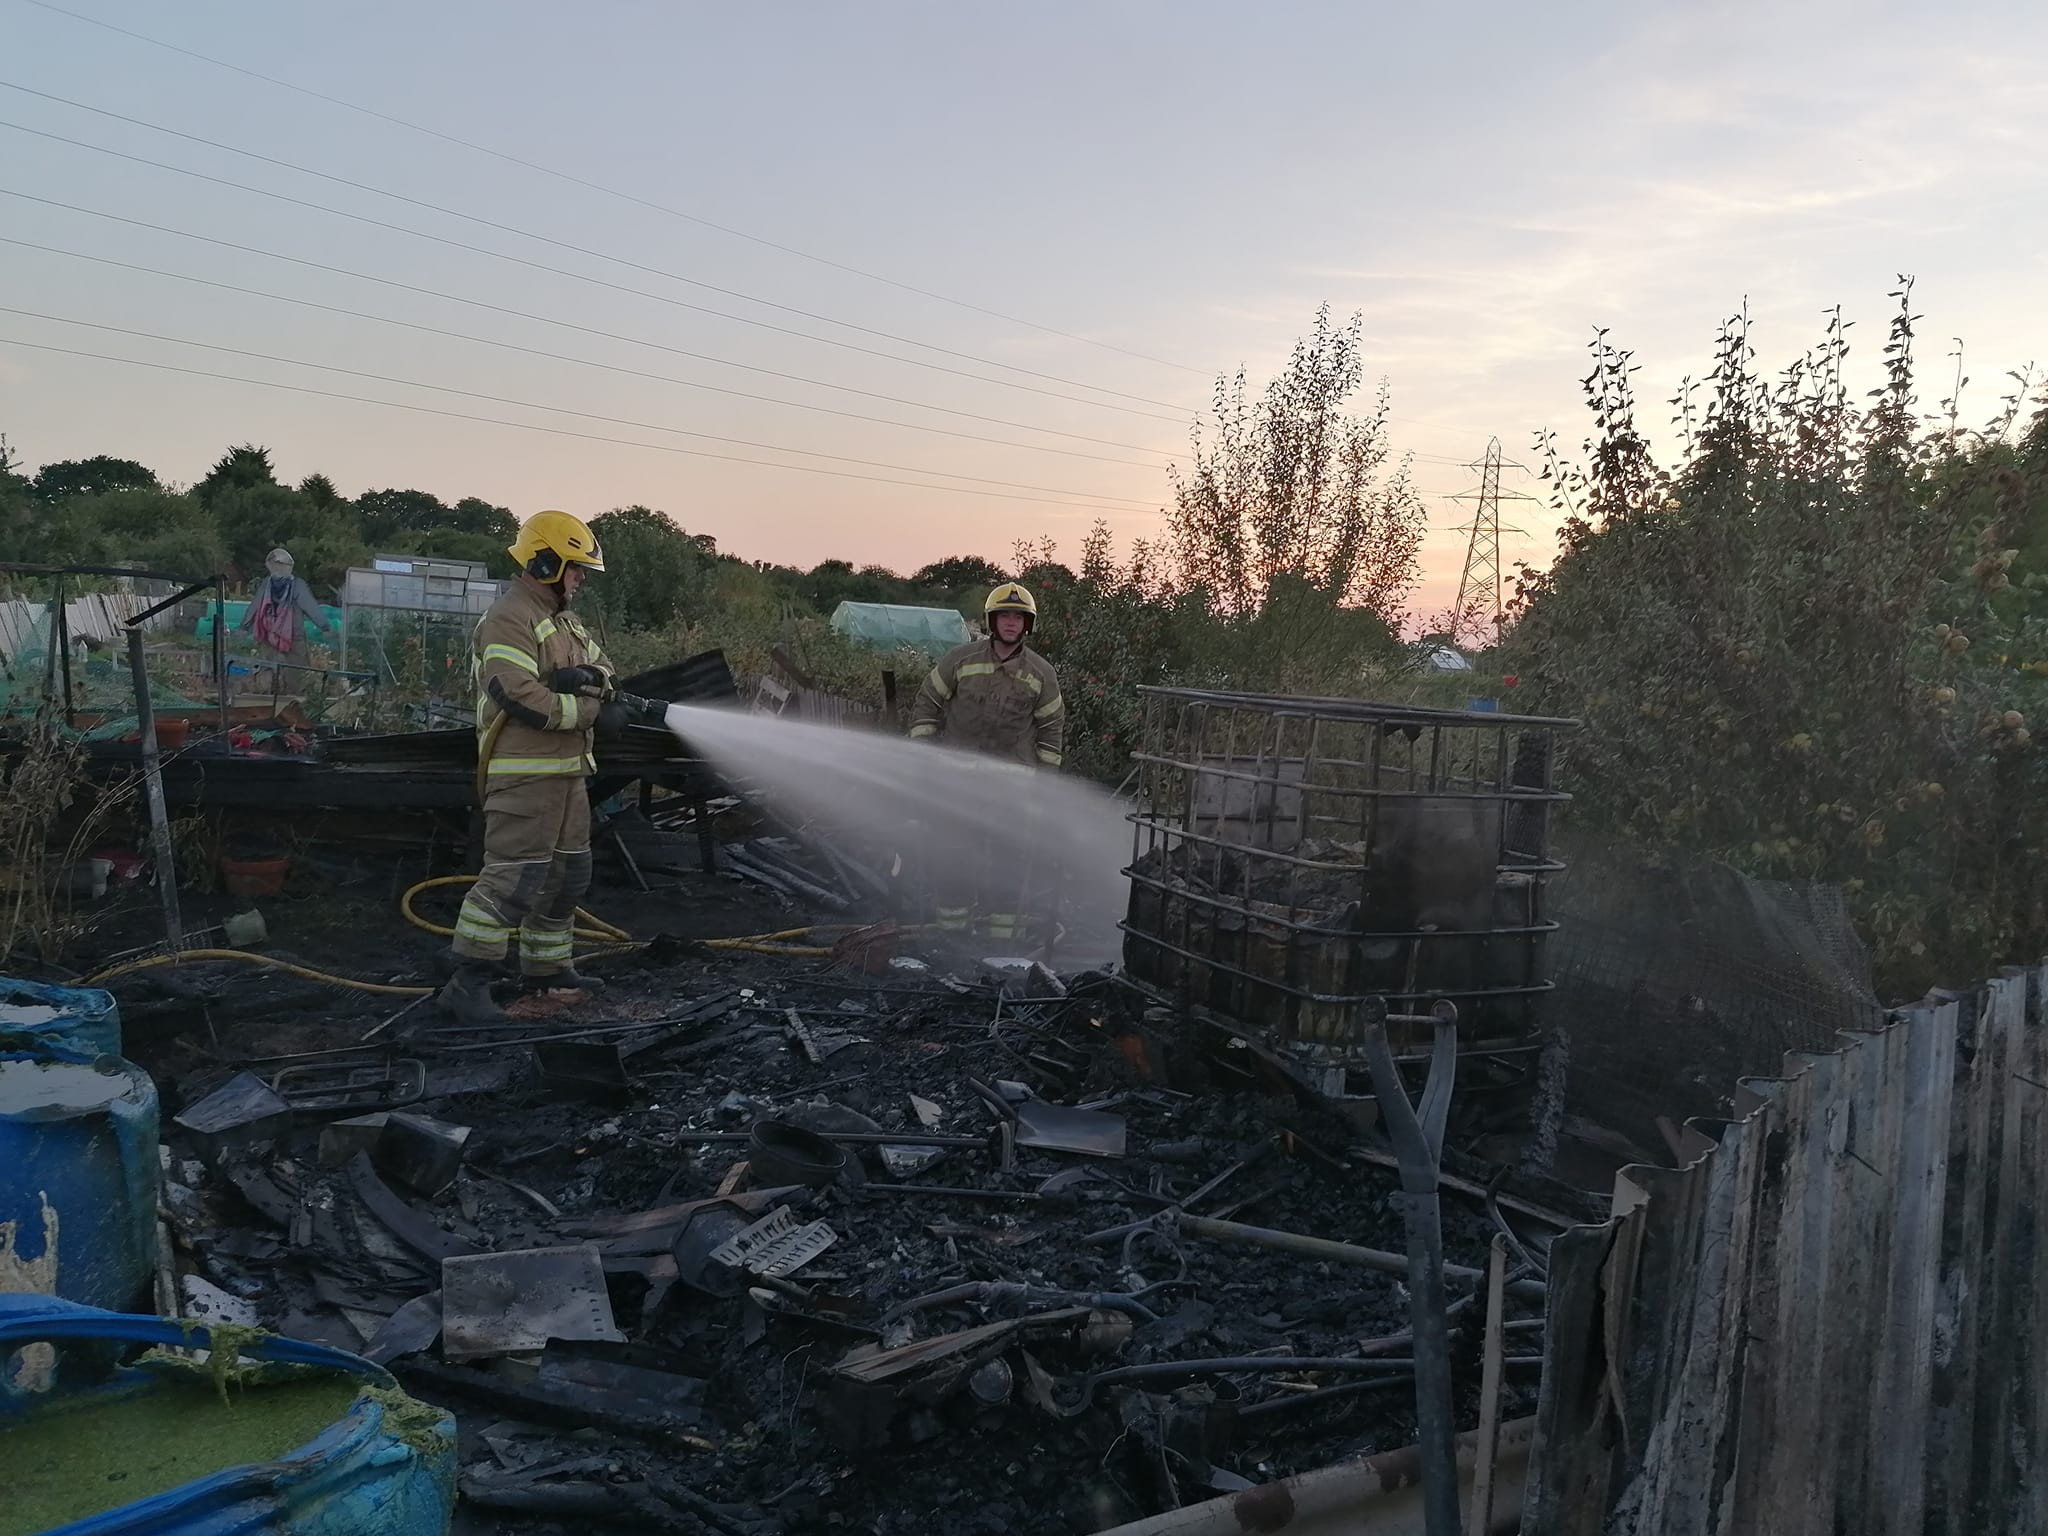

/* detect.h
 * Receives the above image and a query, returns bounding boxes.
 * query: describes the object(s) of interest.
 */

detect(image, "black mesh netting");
[1542,828,1882,1150]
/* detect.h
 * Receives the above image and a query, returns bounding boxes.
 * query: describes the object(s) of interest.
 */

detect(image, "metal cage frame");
[1121,686,1576,1058]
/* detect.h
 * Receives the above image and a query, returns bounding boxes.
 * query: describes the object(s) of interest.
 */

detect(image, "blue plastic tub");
[0,1046,159,1313]
[0,1295,456,1535]
[0,977,122,1058]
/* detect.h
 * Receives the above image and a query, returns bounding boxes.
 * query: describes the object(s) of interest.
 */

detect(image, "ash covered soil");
[103,854,1566,1535]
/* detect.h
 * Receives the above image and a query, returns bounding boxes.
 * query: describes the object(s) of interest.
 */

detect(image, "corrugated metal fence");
[0,594,174,662]
[1526,963,2048,1532]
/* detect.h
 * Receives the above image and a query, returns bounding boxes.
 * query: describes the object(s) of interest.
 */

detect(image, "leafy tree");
[30,456,158,504]
[194,444,279,507]
[298,473,344,508]
[913,555,1007,591]
[1506,284,2048,991]
[1167,306,1424,687]
[58,489,225,577]
[450,496,517,543]
[212,482,362,591]
[0,436,47,562]
[581,505,718,633]
[355,488,448,547]
[804,558,914,611]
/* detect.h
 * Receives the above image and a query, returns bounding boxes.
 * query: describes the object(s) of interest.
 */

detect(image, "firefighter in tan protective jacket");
[908,583,1065,768]
[438,510,652,1023]
[907,582,1065,937]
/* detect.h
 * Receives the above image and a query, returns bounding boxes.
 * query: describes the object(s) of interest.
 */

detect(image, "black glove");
[550,664,605,694]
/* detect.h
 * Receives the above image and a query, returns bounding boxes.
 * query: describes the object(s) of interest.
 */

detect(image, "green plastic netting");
[1,607,208,739]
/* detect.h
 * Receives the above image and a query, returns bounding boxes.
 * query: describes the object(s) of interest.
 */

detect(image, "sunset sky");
[4,0,2044,620]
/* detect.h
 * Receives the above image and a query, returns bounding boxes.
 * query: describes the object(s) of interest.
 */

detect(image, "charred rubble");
[103,832,1595,1536]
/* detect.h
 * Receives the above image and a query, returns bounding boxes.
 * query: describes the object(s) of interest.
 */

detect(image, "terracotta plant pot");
[219,854,289,898]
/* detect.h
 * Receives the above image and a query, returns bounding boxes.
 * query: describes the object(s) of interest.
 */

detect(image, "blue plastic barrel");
[0,977,122,1058]
[0,1295,457,1535]
[0,1047,159,1313]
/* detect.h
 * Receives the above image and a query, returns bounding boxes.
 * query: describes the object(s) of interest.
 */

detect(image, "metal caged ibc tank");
[1121,687,1575,1081]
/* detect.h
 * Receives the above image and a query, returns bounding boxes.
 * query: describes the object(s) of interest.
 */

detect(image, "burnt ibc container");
[1121,688,1573,1074]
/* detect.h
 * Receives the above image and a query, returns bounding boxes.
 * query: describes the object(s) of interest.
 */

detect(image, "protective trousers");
[930,766,1050,947]
[451,776,592,978]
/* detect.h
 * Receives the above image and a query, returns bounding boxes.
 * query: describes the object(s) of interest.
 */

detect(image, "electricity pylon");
[1447,438,1534,647]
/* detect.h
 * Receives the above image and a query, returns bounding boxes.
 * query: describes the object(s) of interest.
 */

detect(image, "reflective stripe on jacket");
[908,639,1065,769]
[472,581,612,783]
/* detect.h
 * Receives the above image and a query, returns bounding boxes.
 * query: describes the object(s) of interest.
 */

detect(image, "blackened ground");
[82,838,1554,1536]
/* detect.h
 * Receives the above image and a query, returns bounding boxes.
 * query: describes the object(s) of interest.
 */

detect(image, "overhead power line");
[0,236,1179,471]
[0,113,1193,423]
[20,0,1205,377]
[0,80,1196,413]
[0,190,1182,457]
[0,334,1160,516]
[0,307,1160,508]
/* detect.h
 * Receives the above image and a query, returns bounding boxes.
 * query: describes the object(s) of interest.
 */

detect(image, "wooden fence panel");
[1528,964,2047,1531]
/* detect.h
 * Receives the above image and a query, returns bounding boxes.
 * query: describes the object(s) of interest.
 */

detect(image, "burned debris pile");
[132,928,1592,1535]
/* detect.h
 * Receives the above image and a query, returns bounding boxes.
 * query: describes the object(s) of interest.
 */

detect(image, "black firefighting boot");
[437,961,508,1024]
[520,967,606,997]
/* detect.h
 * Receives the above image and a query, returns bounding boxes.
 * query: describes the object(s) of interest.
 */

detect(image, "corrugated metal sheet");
[1526,964,2048,1532]
[0,594,173,661]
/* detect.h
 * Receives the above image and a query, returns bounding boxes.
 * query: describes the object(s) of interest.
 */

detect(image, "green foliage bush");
[1505,284,2048,992]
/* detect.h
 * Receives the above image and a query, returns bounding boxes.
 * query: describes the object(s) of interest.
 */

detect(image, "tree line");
[3,306,1433,779]
[18,289,2034,988]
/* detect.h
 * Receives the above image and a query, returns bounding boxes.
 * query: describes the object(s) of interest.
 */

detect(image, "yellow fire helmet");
[985,581,1038,630]
[509,509,607,582]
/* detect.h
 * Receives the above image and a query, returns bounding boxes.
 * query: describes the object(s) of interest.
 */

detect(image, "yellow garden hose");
[86,949,433,995]
[81,880,843,993]
[398,875,836,957]
[401,874,633,948]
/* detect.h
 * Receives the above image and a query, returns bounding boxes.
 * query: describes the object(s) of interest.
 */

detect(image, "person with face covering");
[236,548,334,688]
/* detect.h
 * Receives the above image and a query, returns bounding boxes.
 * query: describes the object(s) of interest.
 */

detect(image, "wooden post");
[882,668,899,731]
[127,625,183,949]
[1467,1233,1510,1536]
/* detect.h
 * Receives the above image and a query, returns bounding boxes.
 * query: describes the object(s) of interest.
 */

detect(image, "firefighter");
[439,510,626,1023]
[908,582,1065,767]
[907,581,1065,938]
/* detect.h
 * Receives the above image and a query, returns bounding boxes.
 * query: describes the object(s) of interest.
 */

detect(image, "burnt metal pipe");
[683,1129,991,1149]
[880,1281,1161,1327]
[1055,1356,1419,1416]
[1149,1213,1545,1305]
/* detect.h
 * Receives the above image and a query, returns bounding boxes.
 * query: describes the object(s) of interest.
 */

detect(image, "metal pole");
[127,625,183,949]
[54,578,74,727]
[1361,998,1461,1536]
[213,578,229,736]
